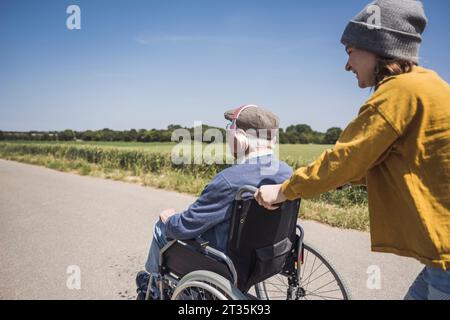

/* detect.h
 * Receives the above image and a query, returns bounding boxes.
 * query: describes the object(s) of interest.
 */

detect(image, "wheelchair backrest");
[226,189,301,292]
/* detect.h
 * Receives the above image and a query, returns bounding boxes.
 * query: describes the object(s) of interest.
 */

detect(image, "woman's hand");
[254,184,287,210]
[159,208,177,223]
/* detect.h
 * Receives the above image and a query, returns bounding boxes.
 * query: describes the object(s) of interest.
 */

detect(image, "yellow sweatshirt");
[281,66,450,269]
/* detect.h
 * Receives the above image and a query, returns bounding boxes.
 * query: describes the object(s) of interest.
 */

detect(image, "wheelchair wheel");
[171,270,248,300]
[255,243,351,300]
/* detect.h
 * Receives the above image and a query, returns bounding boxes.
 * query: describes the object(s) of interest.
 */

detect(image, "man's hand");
[254,184,287,210]
[159,208,177,223]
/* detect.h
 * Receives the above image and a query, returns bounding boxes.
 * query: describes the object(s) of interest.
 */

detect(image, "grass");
[0,141,369,231]
[300,201,369,231]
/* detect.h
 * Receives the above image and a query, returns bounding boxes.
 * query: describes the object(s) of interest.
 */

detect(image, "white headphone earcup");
[234,130,249,154]
[227,129,249,156]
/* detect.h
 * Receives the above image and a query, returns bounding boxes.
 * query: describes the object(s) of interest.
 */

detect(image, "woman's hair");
[374,58,417,87]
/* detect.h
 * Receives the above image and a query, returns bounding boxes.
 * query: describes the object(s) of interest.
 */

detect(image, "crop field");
[3,141,332,164]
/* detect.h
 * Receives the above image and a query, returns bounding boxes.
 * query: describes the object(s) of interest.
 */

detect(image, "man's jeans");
[143,220,170,298]
[145,220,169,273]
[405,266,450,300]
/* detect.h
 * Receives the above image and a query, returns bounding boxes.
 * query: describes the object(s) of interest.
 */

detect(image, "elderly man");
[135,105,293,300]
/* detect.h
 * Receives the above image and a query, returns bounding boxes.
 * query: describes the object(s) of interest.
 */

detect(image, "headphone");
[227,104,259,156]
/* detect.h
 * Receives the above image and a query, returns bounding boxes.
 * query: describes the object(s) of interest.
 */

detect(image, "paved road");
[0,159,423,300]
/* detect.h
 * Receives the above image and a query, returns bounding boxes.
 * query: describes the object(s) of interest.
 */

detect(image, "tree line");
[0,124,343,145]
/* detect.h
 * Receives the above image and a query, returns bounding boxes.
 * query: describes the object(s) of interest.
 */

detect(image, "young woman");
[255,0,450,300]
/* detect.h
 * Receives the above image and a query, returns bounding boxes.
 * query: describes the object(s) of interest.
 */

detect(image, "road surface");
[0,159,423,300]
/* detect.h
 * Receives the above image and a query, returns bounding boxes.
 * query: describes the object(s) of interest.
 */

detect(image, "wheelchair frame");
[152,186,307,300]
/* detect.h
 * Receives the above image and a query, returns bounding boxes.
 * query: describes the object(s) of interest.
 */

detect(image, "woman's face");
[345,46,378,88]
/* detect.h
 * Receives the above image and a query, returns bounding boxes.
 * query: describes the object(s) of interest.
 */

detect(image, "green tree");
[167,124,183,131]
[137,129,147,142]
[142,130,155,142]
[60,129,76,141]
[80,130,98,141]
[279,129,288,144]
[285,131,307,144]
[128,129,138,142]
[285,124,315,144]
[160,130,172,142]
[41,133,51,141]
[324,127,343,144]
[286,124,313,135]
[100,128,115,141]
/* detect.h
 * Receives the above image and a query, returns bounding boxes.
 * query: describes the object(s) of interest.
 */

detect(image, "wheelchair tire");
[255,242,351,300]
[171,270,248,300]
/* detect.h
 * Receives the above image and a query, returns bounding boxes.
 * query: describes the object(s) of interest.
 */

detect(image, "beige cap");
[224,105,280,132]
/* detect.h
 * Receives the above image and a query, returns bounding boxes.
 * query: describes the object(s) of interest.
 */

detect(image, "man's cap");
[224,105,280,132]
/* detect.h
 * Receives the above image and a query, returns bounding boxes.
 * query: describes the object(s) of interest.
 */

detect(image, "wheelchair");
[150,186,351,300]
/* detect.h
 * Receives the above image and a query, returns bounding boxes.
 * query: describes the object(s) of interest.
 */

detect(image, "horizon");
[0,122,341,134]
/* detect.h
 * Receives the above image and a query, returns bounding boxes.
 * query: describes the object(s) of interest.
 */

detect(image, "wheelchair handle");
[235,185,258,201]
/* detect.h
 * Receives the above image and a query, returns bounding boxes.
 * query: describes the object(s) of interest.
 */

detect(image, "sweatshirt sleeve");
[349,176,367,186]
[165,173,233,240]
[281,104,399,200]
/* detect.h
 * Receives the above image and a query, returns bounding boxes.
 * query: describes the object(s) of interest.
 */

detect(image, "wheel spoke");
[303,261,325,287]
[308,279,337,294]
[301,249,309,279]
[304,269,332,287]
[263,281,286,292]
[312,288,342,295]
[305,255,317,283]
[304,290,343,300]
[275,275,287,286]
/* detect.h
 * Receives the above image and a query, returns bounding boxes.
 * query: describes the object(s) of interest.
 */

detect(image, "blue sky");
[1,0,449,132]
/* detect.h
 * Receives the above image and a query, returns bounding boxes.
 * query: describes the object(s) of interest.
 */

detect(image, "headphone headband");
[230,104,259,124]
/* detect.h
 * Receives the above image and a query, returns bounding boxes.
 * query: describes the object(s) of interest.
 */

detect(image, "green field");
[5,140,333,164]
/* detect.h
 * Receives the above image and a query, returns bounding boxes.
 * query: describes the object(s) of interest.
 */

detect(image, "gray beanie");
[341,0,428,63]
